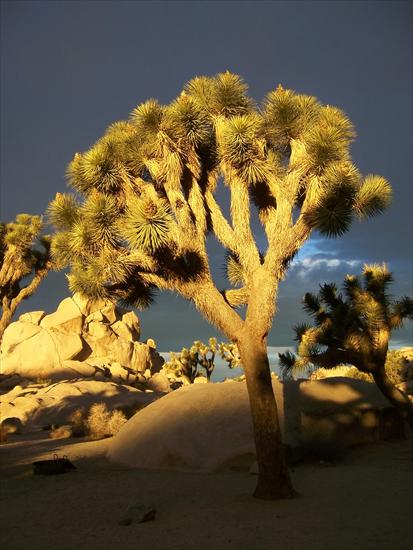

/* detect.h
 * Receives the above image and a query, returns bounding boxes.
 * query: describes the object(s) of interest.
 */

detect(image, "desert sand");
[1,430,412,550]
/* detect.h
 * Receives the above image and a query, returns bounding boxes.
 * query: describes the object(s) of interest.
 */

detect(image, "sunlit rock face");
[0,294,164,383]
[108,378,403,473]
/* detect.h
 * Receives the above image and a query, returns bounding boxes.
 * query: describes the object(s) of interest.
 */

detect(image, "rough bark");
[373,367,413,432]
[0,297,13,339]
[238,334,296,499]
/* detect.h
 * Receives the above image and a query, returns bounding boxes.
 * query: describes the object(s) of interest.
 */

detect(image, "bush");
[310,366,373,382]
[309,349,413,384]
[85,403,127,439]
[385,349,412,385]
[69,409,87,437]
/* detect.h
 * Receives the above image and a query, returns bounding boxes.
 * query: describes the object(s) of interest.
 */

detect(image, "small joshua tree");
[192,337,217,381]
[279,264,413,429]
[163,344,207,384]
[49,73,391,499]
[164,338,241,383]
[0,214,52,338]
[218,340,241,370]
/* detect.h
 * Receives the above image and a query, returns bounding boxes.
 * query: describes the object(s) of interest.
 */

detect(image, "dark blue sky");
[1,0,412,351]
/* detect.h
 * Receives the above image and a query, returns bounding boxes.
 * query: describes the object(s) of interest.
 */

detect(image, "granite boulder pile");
[0,294,165,385]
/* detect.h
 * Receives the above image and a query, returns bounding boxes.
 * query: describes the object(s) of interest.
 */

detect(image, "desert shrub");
[310,365,373,382]
[107,409,127,434]
[49,425,73,439]
[309,351,412,385]
[85,403,127,439]
[69,409,87,436]
[384,349,413,385]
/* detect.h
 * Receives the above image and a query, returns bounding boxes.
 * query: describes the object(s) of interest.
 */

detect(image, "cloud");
[291,257,362,280]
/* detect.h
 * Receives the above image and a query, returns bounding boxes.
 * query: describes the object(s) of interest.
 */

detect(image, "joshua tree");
[218,340,241,371]
[164,338,241,383]
[279,264,413,429]
[49,73,391,499]
[0,214,52,338]
[192,337,217,381]
[163,340,215,384]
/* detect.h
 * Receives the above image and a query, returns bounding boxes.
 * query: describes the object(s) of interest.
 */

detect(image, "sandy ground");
[1,432,412,550]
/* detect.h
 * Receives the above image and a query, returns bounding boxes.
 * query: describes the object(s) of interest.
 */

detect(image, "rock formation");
[108,377,405,472]
[0,294,165,385]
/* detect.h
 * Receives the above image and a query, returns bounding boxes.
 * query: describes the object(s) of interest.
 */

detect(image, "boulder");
[61,360,97,379]
[18,311,46,325]
[107,362,137,385]
[90,337,134,367]
[87,321,114,339]
[108,378,402,472]
[147,372,171,393]
[1,417,23,435]
[40,296,84,333]
[85,310,104,324]
[71,293,108,317]
[0,322,42,355]
[132,343,164,375]
[1,328,84,380]
[111,311,140,342]
[100,303,121,324]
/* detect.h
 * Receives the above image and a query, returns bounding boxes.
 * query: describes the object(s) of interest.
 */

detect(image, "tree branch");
[180,278,244,341]
[229,176,260,273]
[205,191,238,253]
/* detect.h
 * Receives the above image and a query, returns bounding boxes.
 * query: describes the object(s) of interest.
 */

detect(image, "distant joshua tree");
[0,214,52,338]
[49,73,391,499]
[279,264,413,430]
[164,338,241,383]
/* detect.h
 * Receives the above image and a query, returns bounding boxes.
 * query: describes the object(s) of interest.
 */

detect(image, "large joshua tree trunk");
[372,367,413,432]
[190,278,295,499]
[236,270,295,499]
[238,332,295,499]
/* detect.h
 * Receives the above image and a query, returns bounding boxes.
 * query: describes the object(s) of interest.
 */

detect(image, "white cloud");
[292,257,362,279]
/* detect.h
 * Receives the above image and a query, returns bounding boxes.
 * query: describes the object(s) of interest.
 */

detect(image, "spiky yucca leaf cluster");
[48,193,79,230]
[279,264,413,379]
[121,197,173,253]
[49,73,391,312]
[262,85,320,151]
[1,214,50,279]
[226,253,245,286]
[2,214,43,252]
[219,114,270,184]
[185,72,251,118]
[166,95,212,148]
[49,192,120,266]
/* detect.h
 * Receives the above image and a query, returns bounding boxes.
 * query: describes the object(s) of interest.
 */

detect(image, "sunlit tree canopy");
[49,73,391,324]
